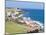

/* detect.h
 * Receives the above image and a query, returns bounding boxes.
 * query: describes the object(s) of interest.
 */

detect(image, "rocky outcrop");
[27,22,40,33]
[17,18,41,33]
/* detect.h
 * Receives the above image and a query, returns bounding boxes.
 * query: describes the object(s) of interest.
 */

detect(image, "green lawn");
[5,21,27,34]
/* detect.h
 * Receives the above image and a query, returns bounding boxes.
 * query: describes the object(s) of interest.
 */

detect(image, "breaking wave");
[17,14,44,30]
[32,20,44,29]
[22,16,44,29]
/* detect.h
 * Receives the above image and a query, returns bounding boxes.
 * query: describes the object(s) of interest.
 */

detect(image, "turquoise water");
[22,9,44,23]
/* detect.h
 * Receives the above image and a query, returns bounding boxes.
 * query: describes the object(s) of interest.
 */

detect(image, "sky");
[6,1,44,9]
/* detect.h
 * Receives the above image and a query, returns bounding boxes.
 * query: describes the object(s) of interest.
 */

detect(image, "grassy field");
[5,21,27,34]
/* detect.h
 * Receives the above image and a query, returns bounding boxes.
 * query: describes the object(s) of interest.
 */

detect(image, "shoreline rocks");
[17,17,43,33]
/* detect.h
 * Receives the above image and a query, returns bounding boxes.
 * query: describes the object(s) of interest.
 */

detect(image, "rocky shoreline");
[14,17,44,33]
[5,8,44,33]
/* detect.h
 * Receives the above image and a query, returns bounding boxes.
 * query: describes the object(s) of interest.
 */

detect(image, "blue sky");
[6,1,44,9]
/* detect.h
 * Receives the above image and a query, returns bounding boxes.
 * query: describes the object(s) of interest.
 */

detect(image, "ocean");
[6,1,44,23]
[21,9,44,23]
